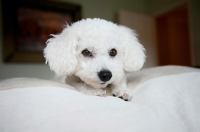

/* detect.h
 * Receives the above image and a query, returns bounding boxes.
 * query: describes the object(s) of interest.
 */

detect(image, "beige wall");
[118,10,158,68]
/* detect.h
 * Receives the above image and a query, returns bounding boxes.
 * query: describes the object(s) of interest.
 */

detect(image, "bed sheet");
[0,72,200,132]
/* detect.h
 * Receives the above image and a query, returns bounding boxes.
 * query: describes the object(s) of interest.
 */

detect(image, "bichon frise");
[44,18,145,101]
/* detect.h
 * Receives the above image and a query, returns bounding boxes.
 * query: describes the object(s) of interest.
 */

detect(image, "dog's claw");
[112,94,116,97]
[112,89,132,101]
[119,96,123,99]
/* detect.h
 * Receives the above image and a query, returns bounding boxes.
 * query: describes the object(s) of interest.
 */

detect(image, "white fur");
[44,18,146,101]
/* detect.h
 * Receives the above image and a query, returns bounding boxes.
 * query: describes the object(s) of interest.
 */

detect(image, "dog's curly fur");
[44,18,146,101]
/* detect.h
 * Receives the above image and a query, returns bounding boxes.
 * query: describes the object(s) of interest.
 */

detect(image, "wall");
[65,0,146,21]
[145,0,187,13]
[0,0,146,80]
[118,10,158,68]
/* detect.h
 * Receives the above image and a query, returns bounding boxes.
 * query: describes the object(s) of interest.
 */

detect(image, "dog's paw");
[112,89,132,101]
[93,89,106,97]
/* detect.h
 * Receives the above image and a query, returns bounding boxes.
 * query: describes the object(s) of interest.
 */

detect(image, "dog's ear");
[44,26,78,76]
[120,26,146,72]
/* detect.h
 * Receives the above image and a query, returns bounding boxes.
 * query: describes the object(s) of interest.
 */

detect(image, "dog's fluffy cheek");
[110,66,125,84]
[75,73,104,89]
[74,66,102,88]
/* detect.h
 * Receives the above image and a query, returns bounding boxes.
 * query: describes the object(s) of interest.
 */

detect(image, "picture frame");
[2,0,82,63]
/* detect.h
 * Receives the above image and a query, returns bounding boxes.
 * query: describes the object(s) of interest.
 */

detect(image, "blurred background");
[0,0,199,80]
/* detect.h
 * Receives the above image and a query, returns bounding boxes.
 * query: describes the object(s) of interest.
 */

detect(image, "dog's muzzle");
[98,70,112,82]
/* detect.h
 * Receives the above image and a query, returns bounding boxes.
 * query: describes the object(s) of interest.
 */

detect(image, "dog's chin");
[78,75,112,89]
[85,80,110,89]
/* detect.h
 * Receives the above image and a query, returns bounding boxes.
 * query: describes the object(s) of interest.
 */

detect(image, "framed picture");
[2,0,81,63]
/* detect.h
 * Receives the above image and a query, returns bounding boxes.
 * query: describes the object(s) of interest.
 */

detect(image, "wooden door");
[156,4,191,66]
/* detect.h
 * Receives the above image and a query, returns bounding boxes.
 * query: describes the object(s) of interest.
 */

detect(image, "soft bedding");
[0,66,200,132]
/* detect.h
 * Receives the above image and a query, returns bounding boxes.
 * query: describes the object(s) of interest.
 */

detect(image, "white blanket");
[0,66,200,132]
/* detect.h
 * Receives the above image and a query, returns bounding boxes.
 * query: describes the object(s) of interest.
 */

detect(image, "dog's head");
[44,18,145,88]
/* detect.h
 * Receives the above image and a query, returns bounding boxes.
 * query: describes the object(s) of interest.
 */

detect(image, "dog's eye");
[82,49,93,57]
[109,48,117,57]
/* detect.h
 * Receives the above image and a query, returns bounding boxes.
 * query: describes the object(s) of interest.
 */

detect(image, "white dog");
[44,18,145,101]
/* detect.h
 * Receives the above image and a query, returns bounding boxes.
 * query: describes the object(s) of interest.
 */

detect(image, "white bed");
[0,65,200,132]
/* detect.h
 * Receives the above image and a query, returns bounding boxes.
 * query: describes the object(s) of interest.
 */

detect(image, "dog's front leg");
[66,75,106,96]
[111,76,132,101]
[75,83,106,96]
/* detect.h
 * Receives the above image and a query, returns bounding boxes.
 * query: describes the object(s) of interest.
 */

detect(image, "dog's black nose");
[98,70,112,82]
